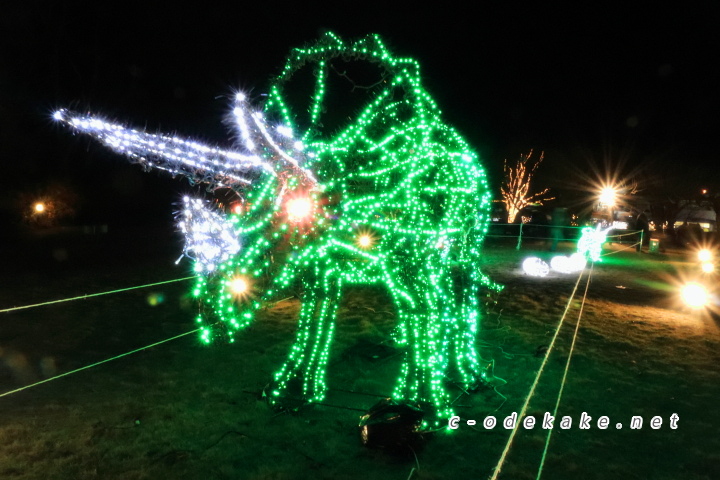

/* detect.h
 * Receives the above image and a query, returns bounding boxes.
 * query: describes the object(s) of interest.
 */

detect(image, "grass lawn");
[1,228,718,479]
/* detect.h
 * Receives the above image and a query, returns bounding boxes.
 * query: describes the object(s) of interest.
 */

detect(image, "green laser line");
[536,262,593,480]
[489,265,589,480]
[0,328,200,399]
[0,276,198,314]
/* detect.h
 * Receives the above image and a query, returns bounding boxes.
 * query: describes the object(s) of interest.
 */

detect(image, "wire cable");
[535,263,593,480]
[0,328,200,399]
[489,266,588,480]
[0,276,198,314]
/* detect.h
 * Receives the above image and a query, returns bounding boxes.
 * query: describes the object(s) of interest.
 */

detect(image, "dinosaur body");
[57,33,500,424]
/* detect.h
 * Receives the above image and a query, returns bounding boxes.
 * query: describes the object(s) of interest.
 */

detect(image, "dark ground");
[1,227,719,479]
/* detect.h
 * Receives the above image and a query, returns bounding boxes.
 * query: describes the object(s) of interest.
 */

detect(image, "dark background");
[1,2,718,228]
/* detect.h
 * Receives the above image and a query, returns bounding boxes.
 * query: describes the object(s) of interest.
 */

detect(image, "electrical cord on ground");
[0,275,198,314]
[535,262,594,480]
[0,329,200,400]
[488,265,589,480]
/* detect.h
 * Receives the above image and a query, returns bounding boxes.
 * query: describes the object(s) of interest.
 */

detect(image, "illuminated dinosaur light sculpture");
[56,33,500,424]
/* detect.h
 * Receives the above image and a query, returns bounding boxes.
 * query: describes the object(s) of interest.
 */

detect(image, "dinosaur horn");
[231,94,318,186]
[53,108,274,190]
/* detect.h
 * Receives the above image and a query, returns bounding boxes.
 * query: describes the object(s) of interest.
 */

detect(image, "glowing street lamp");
[698,249,712,263]
[598,186,617,207]
[34,202,46,213]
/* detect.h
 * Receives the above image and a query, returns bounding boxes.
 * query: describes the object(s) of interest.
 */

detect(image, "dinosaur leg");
[269,265,342,407]
[451,276,485,388]
[386,264,454,421]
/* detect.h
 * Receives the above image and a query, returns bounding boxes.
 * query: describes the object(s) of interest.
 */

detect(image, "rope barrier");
[535,263,593,480]
[600,241,642,257]
[0,328,200,399]
[489,265,590,480]
[0,276,198,314]
[606,230,643,238]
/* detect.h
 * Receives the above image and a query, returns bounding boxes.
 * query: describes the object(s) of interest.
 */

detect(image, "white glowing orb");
[230,277,249,295]
[568,253,587,271]
[286,197,313,222]
[522,257,550,277]
[551,253,587,274]
[357,234,373,249]
[698,249,713,263]
[34,202,45,213]
[550,256,569,273]
[701,262,715,274]
[681,283,709,308]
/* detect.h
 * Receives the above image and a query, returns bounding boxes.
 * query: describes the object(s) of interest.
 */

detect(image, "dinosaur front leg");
[269,264,342,407]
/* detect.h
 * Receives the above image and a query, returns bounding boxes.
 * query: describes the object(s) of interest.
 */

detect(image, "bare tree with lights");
[500,150,553,223]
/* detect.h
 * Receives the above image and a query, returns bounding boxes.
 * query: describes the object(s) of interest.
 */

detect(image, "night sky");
[1,2,718,226]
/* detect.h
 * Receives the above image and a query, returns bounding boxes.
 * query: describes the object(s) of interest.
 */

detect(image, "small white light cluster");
[697,249,715,274]
[523,253,586,278]
[522,257,550,277]
[550,253,587,274]
[177,196,241,272]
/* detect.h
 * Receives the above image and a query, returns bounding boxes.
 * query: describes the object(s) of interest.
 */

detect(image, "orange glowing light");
[230,277,249,295]
[357,234,373,249]
[286,196,313,222]
[681,283,709,308]
[698,249,713,263]
[34,202,45,213]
